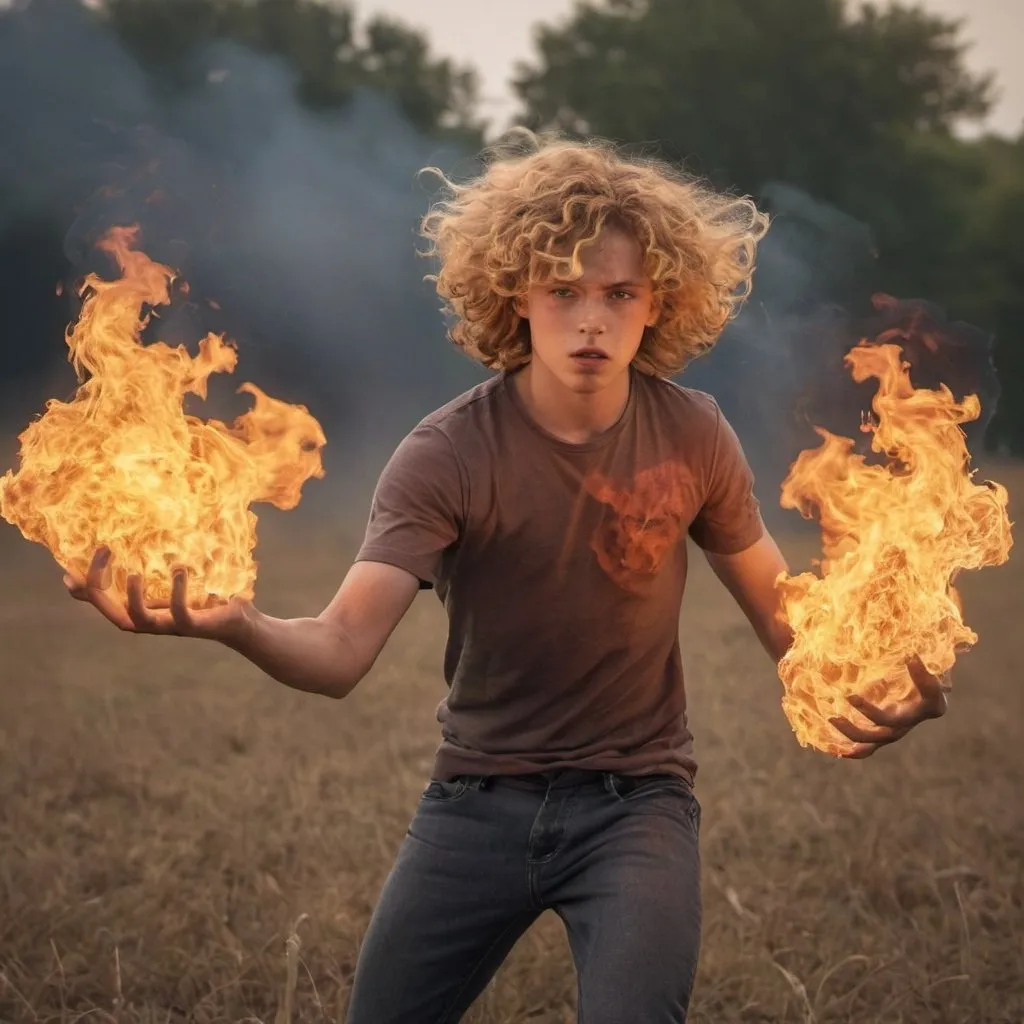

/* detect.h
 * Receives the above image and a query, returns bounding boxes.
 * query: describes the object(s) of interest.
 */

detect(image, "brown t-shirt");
[356,366,764,784]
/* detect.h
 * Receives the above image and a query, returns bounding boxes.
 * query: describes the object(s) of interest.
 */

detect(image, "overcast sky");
[354,0,1023,138]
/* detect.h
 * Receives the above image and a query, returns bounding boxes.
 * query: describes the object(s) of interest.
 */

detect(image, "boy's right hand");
[64,546,255,646]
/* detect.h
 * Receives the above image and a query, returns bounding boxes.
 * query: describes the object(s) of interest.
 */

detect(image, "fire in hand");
[776,342,1013,756]
[0,226,326,611]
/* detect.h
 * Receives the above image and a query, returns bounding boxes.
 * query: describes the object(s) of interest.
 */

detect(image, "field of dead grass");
[1,461,1022,1024]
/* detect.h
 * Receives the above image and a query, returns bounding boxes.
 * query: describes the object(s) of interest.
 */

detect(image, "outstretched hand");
[64,546,254,644]
[829,655,951,759]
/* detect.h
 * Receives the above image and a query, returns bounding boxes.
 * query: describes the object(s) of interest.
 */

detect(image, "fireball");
[0,225,326,610]
[776,342,1012,755]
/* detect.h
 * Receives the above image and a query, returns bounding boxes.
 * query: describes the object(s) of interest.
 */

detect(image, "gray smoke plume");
[686,181,880,489]
[0,0,1000,528]
[688,181,1000,509]
[0,0,487,510]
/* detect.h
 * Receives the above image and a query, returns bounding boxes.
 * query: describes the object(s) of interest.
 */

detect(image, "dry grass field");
[1,460,1021,1024]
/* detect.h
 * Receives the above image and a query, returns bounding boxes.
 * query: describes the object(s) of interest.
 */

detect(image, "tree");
[511,0,996,293]
[513,0,1024,451]
[0,0,483,421]
[514,0,992,191]
[949,132,1024,453]
[100,0,481,139]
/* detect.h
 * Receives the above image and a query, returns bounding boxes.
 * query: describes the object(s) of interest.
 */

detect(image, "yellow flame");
[0,225,326,608]
[776,342,1012,755]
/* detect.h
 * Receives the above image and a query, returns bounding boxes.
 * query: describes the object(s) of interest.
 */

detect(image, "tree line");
[2,0,1021,453]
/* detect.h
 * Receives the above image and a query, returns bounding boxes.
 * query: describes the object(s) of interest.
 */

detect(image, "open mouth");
[571,348,608,361]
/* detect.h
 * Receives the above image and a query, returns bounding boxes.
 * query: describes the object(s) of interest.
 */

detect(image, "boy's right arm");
[65,550,421,700]
[228,560,420,699]
[66,421,459,697]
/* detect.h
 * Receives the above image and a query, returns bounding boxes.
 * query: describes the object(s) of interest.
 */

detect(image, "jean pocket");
[610,772,690,799]
[421,778,469,803]
[610,774,701,830]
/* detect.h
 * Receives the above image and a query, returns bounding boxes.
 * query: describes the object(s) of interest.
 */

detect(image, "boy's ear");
[513,294,529,319]
[645,297,662,328]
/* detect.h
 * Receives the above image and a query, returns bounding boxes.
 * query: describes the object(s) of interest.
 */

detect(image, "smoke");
[686,181,881,492]
[0,0,487,509]
[0,0,1001,528]
[689,181,1001,513]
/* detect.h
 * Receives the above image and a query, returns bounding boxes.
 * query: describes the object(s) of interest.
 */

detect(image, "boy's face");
[514,226,659,394]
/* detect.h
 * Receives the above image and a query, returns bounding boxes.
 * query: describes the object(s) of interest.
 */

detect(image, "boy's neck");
[511,361,632,445]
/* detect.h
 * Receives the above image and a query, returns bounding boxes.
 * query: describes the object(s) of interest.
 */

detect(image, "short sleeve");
[688,401,764,555]
[355,423,465,588]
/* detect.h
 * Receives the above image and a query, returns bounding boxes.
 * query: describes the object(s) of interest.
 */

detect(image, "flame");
[0,225,326,609]
[776,341,1012,755]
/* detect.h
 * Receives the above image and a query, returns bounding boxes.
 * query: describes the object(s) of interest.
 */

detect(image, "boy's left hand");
[829,655,951,759]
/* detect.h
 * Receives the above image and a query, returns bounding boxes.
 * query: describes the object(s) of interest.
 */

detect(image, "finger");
[85,546,114,590]
[841,742,882,759]
[80,577,136,631]
[916,656,954,692]
[63,552,103,599]
[69,549,136,630]
[63,569,86,597]
[829,715,907,745]
[846,695,934,729]
[907,656,950,713]
[169,567,194,633]
[126,573,173,633]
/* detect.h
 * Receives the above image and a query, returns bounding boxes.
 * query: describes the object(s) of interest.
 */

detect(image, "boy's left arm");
[703,530,950,758]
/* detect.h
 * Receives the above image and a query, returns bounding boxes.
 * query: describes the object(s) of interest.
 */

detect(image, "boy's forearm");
[222,608,364,699]
[726,576,793,666]
[705,534,794,667]
[753,609,795,667]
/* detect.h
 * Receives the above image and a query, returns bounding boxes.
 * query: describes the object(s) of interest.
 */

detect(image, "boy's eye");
[610,290,634,300]
[550,287,574,298]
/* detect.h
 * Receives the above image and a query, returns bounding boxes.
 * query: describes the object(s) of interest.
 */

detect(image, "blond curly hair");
[419,130,769,378]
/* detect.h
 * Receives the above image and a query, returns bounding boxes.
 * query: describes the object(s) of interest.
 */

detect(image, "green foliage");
[953,135,1024,452]
[1,0,1019,449]
[99,0,481,140]
[514,0,1022,451]
[514,0,994,187]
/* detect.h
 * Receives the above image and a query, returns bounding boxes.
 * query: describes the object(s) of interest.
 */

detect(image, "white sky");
[353,0,1023,138]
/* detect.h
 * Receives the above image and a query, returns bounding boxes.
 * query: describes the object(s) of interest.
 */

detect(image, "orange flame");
[776,342,1012,755]
[0,225,326,609]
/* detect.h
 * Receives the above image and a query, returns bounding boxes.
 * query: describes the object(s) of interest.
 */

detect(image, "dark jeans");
[345,768,703,1024]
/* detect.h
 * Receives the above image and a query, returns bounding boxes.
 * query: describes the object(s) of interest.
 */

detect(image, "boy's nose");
[578,304,607,334]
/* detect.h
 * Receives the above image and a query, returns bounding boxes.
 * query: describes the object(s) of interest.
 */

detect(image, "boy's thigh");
[344,777,540,1024]
[557,776,703,1023]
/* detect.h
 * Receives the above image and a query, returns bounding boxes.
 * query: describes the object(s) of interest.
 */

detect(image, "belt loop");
[601,771,618,796]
